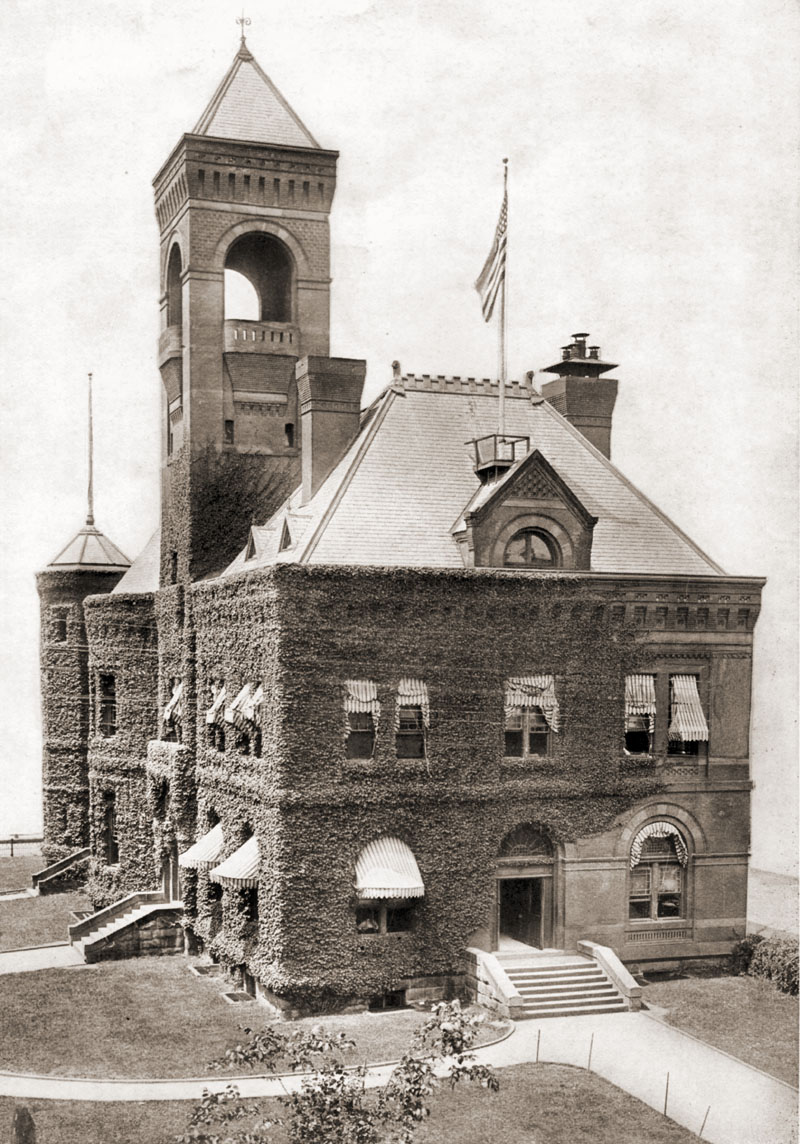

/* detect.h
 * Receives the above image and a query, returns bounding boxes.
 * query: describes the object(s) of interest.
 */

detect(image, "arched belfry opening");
[166,244,183,329]
[224,233,293,322]
[495,822,556,951]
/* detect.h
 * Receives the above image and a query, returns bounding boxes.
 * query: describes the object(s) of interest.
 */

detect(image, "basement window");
[99,673,117,738]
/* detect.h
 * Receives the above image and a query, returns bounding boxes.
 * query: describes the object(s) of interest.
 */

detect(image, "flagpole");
[87,372,95,527]
[498,158,508,441]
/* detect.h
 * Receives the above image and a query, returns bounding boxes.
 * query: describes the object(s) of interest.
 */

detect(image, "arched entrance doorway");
[494,824,555,951]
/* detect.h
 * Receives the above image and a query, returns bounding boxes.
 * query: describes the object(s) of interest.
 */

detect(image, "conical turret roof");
[46,524,131,572]
[193,40,320,149]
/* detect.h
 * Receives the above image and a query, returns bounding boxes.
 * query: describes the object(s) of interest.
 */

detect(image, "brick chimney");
[539,333,618,459]
[296,356,367,502]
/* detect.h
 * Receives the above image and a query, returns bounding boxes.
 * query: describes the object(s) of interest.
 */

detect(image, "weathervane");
[236,10,251,45]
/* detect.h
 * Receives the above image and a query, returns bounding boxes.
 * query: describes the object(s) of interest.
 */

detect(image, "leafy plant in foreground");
[177,1000,499,1143]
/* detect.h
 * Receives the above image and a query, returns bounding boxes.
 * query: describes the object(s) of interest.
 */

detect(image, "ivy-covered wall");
[83,591,161,906]
[185,564,683,1004]
[36,568,126,861]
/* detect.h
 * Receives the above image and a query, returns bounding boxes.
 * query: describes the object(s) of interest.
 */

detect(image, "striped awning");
[225,683,263,731]
[355,836,425,899]
[178,822,224,871]
[205,684,226,725]
[164,680,183,727]
[505,675,560,731]
[625,674,655,731]
[396,678,429,728]
[630,821,688,868]
[668,675,708,742]
[209,835,260,889]
[344,679,380,717]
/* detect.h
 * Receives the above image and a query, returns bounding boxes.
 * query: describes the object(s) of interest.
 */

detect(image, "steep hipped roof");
[193,42,320,148]
[223,375,725,577]
[46,524,130,572]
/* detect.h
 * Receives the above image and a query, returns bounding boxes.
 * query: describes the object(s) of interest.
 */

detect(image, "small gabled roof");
[193,42,320,148]
[46,524,130,572]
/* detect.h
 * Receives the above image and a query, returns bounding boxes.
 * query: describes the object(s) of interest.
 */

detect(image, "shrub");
[730,933,765,977]
[749,937,799,996]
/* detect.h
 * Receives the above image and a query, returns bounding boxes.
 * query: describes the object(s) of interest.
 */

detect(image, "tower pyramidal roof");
[45,374,130,573]
[193,36,320,149]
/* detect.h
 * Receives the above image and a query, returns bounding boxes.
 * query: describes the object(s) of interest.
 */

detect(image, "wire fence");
[0,835,43,858]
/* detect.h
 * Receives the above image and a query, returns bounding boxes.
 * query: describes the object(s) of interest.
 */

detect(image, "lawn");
[0,856,42,892]
[0,1063,703,1144]
[0,891,89,951]
[0,957,508,1080]
[643,973,799,1086]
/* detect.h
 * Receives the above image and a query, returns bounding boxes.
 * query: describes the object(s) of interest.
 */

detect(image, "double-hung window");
[344,680,379,758]
[99,673,117,738]
[629,823,688,920]
[667,674,708,757]
[624,674,655,754]
[395,679,429,759]
[504,676,559,758]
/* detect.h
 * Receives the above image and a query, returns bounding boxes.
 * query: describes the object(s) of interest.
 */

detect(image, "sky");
[1,0,797,875]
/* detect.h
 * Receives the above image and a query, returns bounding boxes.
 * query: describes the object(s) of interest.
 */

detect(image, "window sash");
[504,706,550,757]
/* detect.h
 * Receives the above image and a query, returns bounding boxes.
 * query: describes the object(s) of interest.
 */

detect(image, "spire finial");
[236,10,251,46]
[86,372,95,527]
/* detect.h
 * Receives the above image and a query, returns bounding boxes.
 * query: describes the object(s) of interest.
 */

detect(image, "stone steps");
[504,956,628,1019]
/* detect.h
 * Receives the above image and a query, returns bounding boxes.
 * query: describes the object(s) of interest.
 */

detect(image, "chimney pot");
[391,360,401,379]
[588,345,600,360]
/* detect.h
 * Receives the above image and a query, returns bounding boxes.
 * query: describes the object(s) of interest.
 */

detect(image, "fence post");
[10,834,16,857]
[587,1032,594,1071]
[663,1072,670,1117]
[699,1106,711,1138]
[535,1028,541,1064]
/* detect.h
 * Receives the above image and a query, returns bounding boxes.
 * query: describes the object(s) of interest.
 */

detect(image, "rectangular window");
[717,608,729,629]
[302,180,309,201]
[676,607,688,629]
[243,174,250,196]
[344,680,379,759]
[655,606,668,628]
[395,678,428,759]
[104,792,119,865]
[624,674,655,754]
[224,419,234,444]
[213,170,220,194]
[696,608,709,630]
[396,705,425,758]
[628,866,651,919]
[737,608,750,630]
[51,607,68,642]
[504,676,558,759]
[347,710,375,758]
[634,605,647,627]
[667,674,708,757]
[99,673,117,738]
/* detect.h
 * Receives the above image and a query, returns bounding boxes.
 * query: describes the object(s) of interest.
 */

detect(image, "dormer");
[454,448,598,570]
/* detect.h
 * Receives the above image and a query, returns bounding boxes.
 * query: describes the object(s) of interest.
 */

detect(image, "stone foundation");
[82,908,184,963]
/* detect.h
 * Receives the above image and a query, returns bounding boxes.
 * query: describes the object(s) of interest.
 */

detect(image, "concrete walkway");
[0,943,86,974]
[0,1010,795,1144]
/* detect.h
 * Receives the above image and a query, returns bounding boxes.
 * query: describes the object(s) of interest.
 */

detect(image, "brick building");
[39,38,764,1012]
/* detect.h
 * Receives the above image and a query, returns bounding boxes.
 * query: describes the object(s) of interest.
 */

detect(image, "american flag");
[474,185,507,322]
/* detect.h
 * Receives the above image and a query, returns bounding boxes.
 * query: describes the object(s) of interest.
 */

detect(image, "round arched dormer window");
[504,528,561,568]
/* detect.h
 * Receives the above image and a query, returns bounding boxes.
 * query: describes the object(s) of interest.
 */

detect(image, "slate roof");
[223,375,725,577]
[111,528,160,594]
[46,524,130,572]
[193,42,320,149]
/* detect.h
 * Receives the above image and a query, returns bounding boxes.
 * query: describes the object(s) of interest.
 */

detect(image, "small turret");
[36,375,129,858]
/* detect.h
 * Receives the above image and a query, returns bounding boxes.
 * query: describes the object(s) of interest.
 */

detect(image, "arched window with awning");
[629,821,689,921]
[354,836,424,935]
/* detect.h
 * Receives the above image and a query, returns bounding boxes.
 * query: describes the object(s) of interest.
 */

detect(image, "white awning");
[505,675,560,731]
[395,678,429,727]
[625,674,656,731]
[668,675,709,742]
[209,835,260,889]
[630,821,688,868]
[225,683,263,731]
[164,680,183,727]
[205,684,226,725]
[355,836,424,899]
[344,679,380,717]
[178,822,224,870]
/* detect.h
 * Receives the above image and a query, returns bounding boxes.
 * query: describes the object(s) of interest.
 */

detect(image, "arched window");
[504,528,561,568]
[629,822,688,920]
[498,823,553,859]
[224,233,293,322]
[166,245,182,329]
